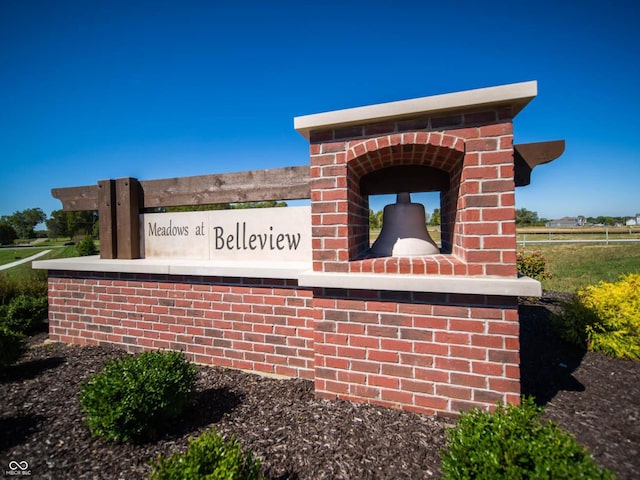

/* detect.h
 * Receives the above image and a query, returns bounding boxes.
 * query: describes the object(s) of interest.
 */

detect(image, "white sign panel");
[140,206,311,262]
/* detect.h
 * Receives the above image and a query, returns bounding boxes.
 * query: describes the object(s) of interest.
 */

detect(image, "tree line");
[370,207,634,229]
[369,207,441,229]
[0,208,98,245]
[515,208,634,227]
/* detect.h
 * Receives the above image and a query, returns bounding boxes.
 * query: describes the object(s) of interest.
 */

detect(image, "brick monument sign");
[35,81,563,415]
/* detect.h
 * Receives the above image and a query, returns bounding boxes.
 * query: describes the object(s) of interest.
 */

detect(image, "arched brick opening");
[345,132,465,260]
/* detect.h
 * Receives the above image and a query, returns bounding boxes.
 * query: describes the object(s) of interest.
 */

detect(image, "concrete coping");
[294,80,538,140]
[297,271,541,297]
[32,257,312,280]
[33,257,541,297]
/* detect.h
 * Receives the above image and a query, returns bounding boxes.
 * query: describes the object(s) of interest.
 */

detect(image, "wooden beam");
[51,165,311,212]
[514,140,565,186]
[97,180,117,259]
[51,185,99,211]
[115,178,142,259]
[139,165,311,208]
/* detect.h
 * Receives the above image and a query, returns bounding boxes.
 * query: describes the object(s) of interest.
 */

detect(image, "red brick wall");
[313,289,520,415]
[309,108,518,277]
[48,271,520,415]
[48,272,316,380]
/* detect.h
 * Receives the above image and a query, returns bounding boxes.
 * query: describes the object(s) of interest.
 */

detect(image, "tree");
[429,208,441,226]
[586,216,619,226]
[46,210,71,239]
[46,210,98,239]
[0,220,17,245]
[231,201,287,209]
[166,203,231,213]
[3,208,47,239]
[369,209,383,229]
[77,235,98,256]
[67,211,98,237]
[515,208,539,227]
[165,201,287,213]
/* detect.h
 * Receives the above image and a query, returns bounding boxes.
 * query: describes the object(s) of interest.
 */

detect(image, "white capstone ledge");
[32,257,311,280]
[33,257,541,297]
[294,81,538,140]
[297,271,542,297]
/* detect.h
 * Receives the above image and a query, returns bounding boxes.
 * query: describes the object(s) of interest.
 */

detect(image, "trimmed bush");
[76,235,98,256]
[149,428,265,480]
[553,273,640,359]
[517,250,551,281]
[79,350,198,443]
[0,326,27,367]
[441,398,614,479]
[0,294,48,334]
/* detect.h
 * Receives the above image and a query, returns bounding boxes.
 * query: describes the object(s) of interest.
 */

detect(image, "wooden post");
[98,180,117,259]
[115,177,141,259]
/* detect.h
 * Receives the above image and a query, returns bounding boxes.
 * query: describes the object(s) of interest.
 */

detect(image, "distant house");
[545,216,586,228]
[626,213,640,226]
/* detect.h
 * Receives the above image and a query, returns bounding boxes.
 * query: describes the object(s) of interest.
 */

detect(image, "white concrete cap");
[298,270,542,297]
[32,257,311,280]
[33,257,542,296]
[294,81,537,140]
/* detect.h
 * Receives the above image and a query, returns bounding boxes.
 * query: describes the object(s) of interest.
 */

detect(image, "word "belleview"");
[214,222,301,251]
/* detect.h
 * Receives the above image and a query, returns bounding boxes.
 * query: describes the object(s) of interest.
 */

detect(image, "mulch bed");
[1,292,638,479]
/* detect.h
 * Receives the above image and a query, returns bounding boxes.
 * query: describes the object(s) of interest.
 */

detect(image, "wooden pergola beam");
[52,165,311,212]
[140,165,310,208]
[51,185,99,212]
[514,140,565,187]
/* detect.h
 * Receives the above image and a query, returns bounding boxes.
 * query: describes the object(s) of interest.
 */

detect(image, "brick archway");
[345,132,466,260]
[345,131,465,175]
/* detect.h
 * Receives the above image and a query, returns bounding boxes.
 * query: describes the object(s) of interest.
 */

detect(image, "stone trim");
[34,257,540,297]
[294,81,536,139]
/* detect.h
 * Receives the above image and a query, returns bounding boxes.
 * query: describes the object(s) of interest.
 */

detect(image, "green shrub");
[0,274,48,306]
[76,235,98,256]
[441,398,614,480]
[0,326,27,367]
[79,350,198,443]
[0,276,18,305]
[150,428,265,480]
[517,250,551,281]
[0,294,48,334]
[553,273,640,359]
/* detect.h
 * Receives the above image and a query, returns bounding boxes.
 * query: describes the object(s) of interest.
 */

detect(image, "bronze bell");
[370,192,439,257]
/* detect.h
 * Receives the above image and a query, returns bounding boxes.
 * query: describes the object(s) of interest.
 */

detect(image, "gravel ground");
[1,293,638,479]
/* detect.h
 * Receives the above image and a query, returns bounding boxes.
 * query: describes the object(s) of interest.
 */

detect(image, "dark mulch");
[520,292,640,479]
[1,292,638,479]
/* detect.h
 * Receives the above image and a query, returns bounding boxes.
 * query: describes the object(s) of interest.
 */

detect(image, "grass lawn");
[520,243,640,292]
[0,247,53,266]
[518,226,640,241]
[0,245,80,281]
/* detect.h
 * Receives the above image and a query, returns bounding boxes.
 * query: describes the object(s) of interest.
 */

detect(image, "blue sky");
[1,0,638,223]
